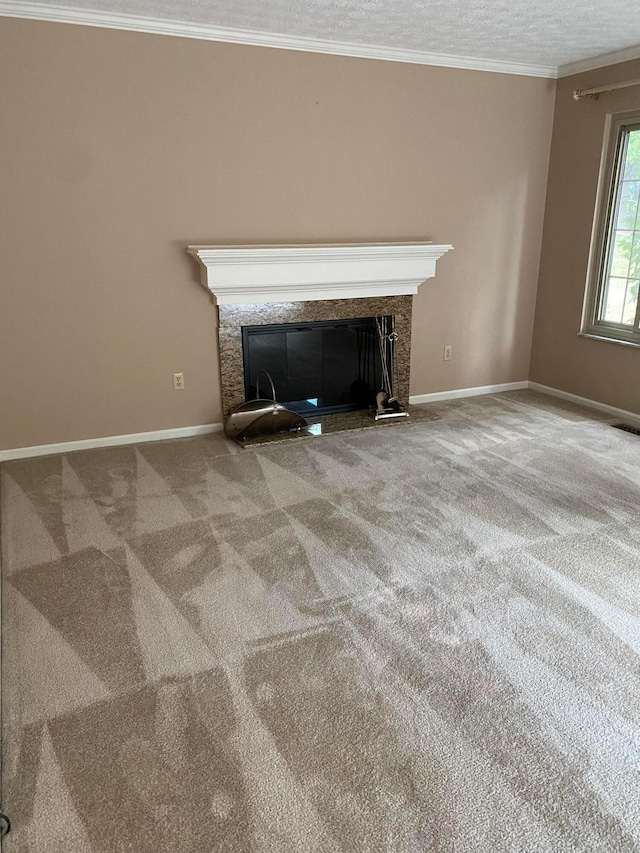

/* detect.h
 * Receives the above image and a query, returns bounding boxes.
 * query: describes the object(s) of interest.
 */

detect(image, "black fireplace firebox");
[242,317,390,417]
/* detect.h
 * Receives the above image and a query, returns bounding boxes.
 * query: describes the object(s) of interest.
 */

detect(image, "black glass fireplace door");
[242,317,387,417]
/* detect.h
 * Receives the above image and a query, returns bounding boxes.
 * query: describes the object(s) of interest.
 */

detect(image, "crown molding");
[0,1,557,78]
[187,242,453,305]
[558,43,640,78]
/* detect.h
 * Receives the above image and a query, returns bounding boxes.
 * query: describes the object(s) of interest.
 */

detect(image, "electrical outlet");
[173,372,185,390]
[443,346,452,361]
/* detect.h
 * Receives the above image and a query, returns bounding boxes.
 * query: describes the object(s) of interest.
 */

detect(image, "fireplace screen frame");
[241,316,391,417]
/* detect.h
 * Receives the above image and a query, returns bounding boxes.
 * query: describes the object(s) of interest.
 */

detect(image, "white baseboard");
[410,379,640,426]
[3,381,639,462]
[527,382,640,427]
[0,422,224,463]
[409,381,528,405]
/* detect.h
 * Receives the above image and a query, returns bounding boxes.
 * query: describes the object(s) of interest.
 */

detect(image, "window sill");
[578,331,640,349]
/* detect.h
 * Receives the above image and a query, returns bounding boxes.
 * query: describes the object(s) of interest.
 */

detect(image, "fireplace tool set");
[371,315,409,420]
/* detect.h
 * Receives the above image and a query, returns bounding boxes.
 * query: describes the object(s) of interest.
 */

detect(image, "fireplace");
[216,297,412,418]
[187,242,453,421]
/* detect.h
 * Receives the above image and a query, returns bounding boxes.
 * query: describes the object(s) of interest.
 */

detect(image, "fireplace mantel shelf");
[187,242,453,305]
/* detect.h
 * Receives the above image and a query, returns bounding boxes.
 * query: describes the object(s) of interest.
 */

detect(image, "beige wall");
[530,58,640,414]
[0,18,555,451]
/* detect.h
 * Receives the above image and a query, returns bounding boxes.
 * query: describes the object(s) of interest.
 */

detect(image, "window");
[584,110,640,345]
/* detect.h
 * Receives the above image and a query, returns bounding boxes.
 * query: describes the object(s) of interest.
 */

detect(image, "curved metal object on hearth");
[224,370,307,441]
[0,812,10,837]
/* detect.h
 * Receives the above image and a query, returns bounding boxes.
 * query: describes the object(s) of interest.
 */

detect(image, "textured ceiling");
[15,0,640,70]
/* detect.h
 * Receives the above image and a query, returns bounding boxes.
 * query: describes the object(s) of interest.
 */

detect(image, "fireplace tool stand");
[371,316,409,420]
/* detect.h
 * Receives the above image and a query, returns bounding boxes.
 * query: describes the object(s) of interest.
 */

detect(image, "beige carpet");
[2,390,640,852]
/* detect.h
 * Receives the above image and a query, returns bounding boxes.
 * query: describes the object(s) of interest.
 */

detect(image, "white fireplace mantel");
[187,242,453,305]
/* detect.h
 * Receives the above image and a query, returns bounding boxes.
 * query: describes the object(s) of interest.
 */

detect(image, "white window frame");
[582,109,640,347]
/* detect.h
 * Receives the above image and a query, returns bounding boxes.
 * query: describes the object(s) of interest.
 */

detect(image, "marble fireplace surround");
[187,243,452,417]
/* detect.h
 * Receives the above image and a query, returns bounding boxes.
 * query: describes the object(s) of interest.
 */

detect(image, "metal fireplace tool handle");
[255,369,279,414]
